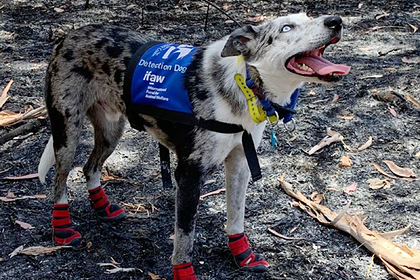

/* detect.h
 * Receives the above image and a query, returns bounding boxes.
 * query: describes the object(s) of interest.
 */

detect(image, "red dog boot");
[88,186,126,221]
[173,262,198,280]
[52,204,82,246]
[228,233,269,272]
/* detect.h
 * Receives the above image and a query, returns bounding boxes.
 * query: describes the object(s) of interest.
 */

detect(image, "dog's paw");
[236,252,268,273]
[228,233,269,272]
[52,204,82,246]
[53,227,82,246]
[173,262,198,280]
[88,186,126,222]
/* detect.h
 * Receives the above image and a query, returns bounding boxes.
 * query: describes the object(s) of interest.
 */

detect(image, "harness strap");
[159,143,173,189]
[157,129,262,186]
[129,104,244,133]
[242,132,262,181]
[129,106,260,185]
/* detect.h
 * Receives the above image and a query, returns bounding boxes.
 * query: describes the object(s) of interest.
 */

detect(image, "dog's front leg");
[172,159,204,280]
[225,145,250,235]
[224,144,269,272]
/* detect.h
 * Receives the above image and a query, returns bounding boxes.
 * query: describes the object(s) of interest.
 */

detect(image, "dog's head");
[221,13,351,84]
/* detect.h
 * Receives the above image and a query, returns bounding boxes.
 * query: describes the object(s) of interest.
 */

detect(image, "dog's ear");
[221,25,259,57]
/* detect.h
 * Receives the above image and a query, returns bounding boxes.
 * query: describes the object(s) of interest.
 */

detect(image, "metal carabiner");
[283,119,296,132]
[266,110,279,125]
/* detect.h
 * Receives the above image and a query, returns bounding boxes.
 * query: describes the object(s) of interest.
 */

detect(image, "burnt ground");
[0,0,420,279]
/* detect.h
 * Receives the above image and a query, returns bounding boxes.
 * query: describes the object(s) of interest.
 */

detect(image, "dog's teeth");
[298,63,312,72]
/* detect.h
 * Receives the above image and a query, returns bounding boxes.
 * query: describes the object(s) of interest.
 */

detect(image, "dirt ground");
[0,0,419,279]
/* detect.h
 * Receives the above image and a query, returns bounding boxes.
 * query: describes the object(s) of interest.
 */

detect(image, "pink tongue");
[295,56,351,75]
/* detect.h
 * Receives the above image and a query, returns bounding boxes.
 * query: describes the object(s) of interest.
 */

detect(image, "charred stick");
[0,119,46,145]
[201,0,241,27]
[204,2,210,32]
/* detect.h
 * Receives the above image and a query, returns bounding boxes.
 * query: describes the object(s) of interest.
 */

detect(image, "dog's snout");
[324,16,342,30]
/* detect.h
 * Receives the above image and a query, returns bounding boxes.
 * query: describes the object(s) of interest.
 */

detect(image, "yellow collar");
[234,73,268,123]
[234,56,278,124]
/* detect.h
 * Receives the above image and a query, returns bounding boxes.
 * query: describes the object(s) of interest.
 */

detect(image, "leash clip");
[283,119,296,132]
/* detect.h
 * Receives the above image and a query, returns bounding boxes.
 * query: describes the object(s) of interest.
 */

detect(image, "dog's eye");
[281,25,293,33]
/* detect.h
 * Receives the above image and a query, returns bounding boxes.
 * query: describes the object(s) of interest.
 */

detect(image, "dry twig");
[9,245,71,258]
[0,118,46,145]
[201,0,241,27]
[358,136,373,151]
[98,260,141,274]
[405,93,420,109]
[0,105,47,127]
[308,128,344,155]
[268,228,303,241]
[199,188,226,200]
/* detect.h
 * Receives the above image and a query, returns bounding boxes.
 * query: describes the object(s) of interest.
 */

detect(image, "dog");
[38,13,350,280]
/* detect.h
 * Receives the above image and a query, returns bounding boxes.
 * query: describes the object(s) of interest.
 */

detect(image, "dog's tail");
[38,136,55,184]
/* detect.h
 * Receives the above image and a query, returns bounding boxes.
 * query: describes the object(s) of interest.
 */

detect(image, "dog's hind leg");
[224,145,269,272]
[83,102,126,221]
[46,70,85,246]
[171,159,206,280]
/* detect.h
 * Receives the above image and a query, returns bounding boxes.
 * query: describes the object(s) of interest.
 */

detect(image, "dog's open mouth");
[285,37,351,82]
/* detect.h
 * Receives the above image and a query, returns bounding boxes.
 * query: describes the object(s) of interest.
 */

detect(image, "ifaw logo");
[161,44,195,60]
[143,71,165,84]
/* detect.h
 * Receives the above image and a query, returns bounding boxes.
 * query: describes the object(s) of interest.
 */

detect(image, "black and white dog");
[38,13,350,279]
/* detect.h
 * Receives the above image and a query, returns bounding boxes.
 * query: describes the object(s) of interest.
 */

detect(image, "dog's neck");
[203,42,303,131]
[248,65,304,106]
[220,60,301,130]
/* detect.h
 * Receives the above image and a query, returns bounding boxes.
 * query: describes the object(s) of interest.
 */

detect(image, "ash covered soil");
[0,0,420,279]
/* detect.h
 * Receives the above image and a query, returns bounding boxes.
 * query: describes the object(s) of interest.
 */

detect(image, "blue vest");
[129,42,198,114]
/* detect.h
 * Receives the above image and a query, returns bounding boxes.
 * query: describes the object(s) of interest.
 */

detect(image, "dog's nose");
[324,16,342,30]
